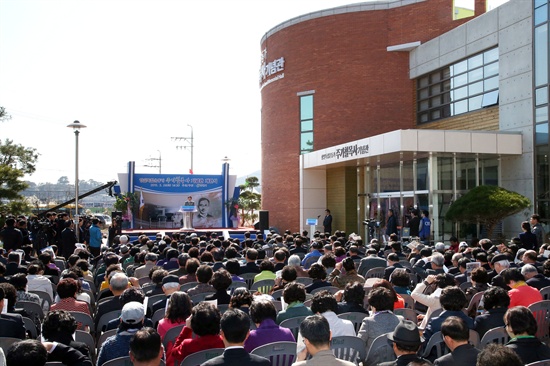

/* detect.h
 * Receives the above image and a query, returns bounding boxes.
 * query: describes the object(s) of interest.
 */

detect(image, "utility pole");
[145,150,162,174]
[171,124,194,173]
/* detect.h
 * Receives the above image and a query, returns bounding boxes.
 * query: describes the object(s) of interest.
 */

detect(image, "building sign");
[321,143,370,161]
[135,174,222,193]
[259,48,285,90]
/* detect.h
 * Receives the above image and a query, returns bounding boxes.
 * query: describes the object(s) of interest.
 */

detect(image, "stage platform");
[121,227,257,242]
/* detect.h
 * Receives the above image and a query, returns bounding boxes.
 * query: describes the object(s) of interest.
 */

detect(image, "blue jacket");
[419,217,431,239]
[88,224,102,248]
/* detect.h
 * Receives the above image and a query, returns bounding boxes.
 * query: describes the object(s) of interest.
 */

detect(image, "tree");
[0,139,39,215]
[238,176,261,226]
[57,176,70,185]
[445,185,531,239]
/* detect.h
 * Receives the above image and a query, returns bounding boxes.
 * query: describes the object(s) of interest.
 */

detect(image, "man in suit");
[201,309,270,366]
[357,249,386,277]
[5,252,27,276]
[240,249,260,274]
[293,315,354,366]
[151,275,180,315]
[0,286,26,339]
[323,209,332,234]
[453,257,470,285]
[383,253,403,281]
[434,316,480,366]
[522,263,550,289]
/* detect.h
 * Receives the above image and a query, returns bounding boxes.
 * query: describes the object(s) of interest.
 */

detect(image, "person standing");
[88,218,102,257]
[0,217,24,252]
[385,209,398,238]
[408,209,420,238]
[419,210,431,244]
[61,220,77,258]
[323,209,332,234]
[531,214,546,250]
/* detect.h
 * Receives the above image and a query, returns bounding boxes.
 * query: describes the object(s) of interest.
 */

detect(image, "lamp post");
[171,125,194,174]
[157,150,162,174]
[67,120,86,242]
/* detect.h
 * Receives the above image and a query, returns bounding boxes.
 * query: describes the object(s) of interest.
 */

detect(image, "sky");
[0,0,509,185]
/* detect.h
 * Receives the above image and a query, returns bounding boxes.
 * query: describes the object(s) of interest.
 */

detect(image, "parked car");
[94,214,112,227]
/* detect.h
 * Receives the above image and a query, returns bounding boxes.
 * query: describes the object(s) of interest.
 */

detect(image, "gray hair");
[288,254,301,267]
[521,264,538,276]
[495,260,510,269]
[451,253,463,262]
[110,272,129,291]
[431,253,445,266]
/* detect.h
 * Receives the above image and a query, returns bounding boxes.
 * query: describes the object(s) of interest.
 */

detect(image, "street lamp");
[67,120,86,242]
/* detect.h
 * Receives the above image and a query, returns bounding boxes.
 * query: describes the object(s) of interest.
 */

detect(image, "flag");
[139,189,144,209]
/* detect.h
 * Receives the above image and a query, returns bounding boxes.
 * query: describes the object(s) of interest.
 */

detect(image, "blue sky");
[0,0,508,184]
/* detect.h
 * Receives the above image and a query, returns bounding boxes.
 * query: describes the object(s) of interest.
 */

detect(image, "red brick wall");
[261,0,486,232]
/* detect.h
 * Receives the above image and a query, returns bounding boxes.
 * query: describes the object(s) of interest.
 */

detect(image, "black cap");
[387,320,424,346]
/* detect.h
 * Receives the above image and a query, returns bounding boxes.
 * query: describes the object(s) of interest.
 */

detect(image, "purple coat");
[243,318,295,352]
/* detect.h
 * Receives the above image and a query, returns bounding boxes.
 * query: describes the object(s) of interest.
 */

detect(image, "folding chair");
[163,324,185,349]
[279,315,308,339]
[22,316,38,339]
[466,291,485,317]
[337,312,368,334]
[250,279,275,294]
[394,308,417,322]
[102,356,134,366]
[422,331,450,359]
[271,289,284,301]
[227,281,247,295]
[250,342,297,366]
[331,336,367,365]
[529,300,550,343]
[399,293,415,310]
[69,311,95,333]
[96,309,122,335]
[240,273,257,289]
[16,300,44,321]
[479,326,510,348]
[180,348,224,366]
[75,329,97,364]
[29,290,53,312]
[364,332,395,366]
[152,308,166,328]
[180,282,199,293]
[190,292,216,304]
[96,329,117,349]
[0,337,22,351]
[365,267,385,279]
[540,286,550,301]
[302,256,320,270]
[294,277,313,286]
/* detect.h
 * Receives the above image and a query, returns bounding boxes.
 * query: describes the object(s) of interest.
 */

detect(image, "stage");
[121,226,257,242]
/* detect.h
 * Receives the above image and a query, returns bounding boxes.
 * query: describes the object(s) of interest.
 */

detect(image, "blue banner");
[134,174,223,194]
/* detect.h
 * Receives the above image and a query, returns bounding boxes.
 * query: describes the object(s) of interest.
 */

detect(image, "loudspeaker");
[259,210,269,232]
[111,211,123,220]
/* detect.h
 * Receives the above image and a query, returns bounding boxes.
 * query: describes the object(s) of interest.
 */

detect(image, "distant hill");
[236,170,261,193]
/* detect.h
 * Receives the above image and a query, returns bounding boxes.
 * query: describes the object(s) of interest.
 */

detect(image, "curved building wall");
[260,0,486,232]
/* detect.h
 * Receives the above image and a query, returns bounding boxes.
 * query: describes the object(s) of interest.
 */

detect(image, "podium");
[180,205,197,230]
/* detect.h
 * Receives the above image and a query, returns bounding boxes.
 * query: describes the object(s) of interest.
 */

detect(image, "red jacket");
[169,326,224,366]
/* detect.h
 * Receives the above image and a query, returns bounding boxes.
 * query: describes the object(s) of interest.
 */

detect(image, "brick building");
[260,0,549,242]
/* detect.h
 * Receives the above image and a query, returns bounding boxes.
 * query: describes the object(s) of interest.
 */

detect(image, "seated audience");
[358,287,403,352]
[201,309,270,366]
[433,316,480,366]
[294,314,355,366]
[504,305,550,364]
[170,302,224,366]
[42,310,90,358]
[6,339,92,366]
[229,288,253,314]
[276,282,312,324]
[244,298,295,352]
[335,281,368,314]
[129,327,164,366]
[327,257,365,289]
[97,301,146,366]
[304,263,331,294]
[204,269,232,305]
[379,320,428,366]
[50,278,90,315]
[477,343,523,366]
[0,286,26,339]
[187,264,215,297]
[157,291,192,340]
[474,286,509,338]
[501,268,543,307]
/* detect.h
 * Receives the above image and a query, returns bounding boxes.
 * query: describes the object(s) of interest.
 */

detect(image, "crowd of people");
[0,211,550,366]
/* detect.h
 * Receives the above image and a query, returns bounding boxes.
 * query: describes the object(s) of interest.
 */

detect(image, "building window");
[417,47,499,124]
[535,0,550,219]
[300,94,314,154]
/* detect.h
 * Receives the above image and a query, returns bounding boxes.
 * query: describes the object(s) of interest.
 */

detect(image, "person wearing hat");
[489,253,511,290]
[379,319,427,366]
[97,301,145,366]
[151,274,181,315]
